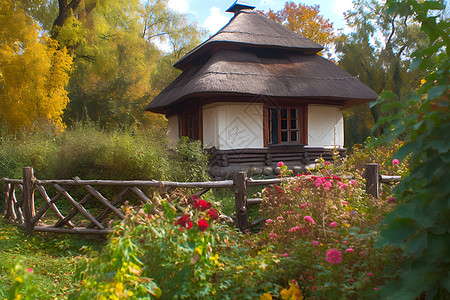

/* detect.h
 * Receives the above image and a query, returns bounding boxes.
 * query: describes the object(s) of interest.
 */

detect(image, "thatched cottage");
[145,2,378,179]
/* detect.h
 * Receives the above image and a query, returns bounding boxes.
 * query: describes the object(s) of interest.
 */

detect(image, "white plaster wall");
[202,105,218,148]
[167,115,179,149]
[203,102,264,150]
[308,105,344,148]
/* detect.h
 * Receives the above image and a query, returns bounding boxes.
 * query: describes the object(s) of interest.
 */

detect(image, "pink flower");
[325,248,343,264]
[300,204,307,208]
[349,278,355,282]
[329,221,338,227]
[285,211,294,214]
[387,197,397,203]
[281,253,289,257]
[338,182,349,190]
[269,232,278,239]
[342,240,348,244]
[308,276,313,280]
[312,240,319,246]
[277,216,284,220]
[345,248,354,253]
[367,273,373,276]
[277,161,285,167]
[266,219,273,224]
[392,159,400,166]
[349,180,357,186]
[304,216,315,224]
[27,268,33,273]
[342,201,349,205]
[289,226,300,232]
[324,161,331,165]
[360,251,366,255]
[313,286,317,291]
[374,288,378,291]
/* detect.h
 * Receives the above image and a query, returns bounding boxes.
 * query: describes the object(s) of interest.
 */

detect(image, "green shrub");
[71,194,283,299]
[168,137,210,182]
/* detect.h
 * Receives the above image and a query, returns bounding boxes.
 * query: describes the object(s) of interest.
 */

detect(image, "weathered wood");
[247,198,263,206]
[247,178,283,186]
[22,167,35,235]
[83,185,125,219]
[5,184,16,220]
[32,225,112,235]
[380,175,402,183]
[2,183,10,217]
[130,187,159,214]
[364,164,379,198]
[234,172,248,232]
[195,188,211,197]
[0,178,23,184]
[54,191,94,228]
[32,185,75,228]
[87,187,131,229]
[35,179,234,188]
[52,184,104,229]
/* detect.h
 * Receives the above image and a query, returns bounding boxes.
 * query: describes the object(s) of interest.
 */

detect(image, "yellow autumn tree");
[0,0,72,132]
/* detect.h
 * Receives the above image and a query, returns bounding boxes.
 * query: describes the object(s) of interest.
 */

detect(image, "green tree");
[335,0,429,147]
[373,0,449,298]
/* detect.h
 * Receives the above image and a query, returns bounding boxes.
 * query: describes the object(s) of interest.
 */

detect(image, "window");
[267,106,306,145]
[180,109,202,141]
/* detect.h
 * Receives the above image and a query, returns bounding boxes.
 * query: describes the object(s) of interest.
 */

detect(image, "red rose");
[175,214,192,229]
[197,219,209,231]
[193,199,212,211]
[207,208,219,220]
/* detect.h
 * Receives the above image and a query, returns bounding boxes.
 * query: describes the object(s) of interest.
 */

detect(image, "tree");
[0,0,72,132]
[374,0,449,298]
[260,2,336,53]
[335,0,429,147]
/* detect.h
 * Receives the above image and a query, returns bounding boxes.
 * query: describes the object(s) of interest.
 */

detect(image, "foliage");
[336,0,429,147]
[0,0,72,132]
[371,0,450,299]
[169,137,210,182]
[0,126,210,183]
[71,194,283,299]
[0,218,103,299]
[259,2,336,54]
[250,157,405,299]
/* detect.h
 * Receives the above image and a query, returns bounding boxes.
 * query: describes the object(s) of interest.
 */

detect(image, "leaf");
[381,217,417,244]
[427,85,447,101]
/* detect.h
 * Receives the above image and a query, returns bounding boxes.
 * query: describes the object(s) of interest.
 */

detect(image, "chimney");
[226,1,255,15]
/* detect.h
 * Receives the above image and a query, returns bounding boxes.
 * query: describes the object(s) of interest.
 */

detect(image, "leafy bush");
[168,137,210,182]
[71,193,283,299]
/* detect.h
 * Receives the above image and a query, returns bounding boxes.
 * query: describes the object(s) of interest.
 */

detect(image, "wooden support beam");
[52,184,104,229]
[32,185,75,228]
[87,187,130,229]
[22,167,35,235]
[54,190,93,228]
[364,164,380,198]
[2,183,10,218]
[234,172,248,232]
[130,187,159,214]
[83,185,125,219]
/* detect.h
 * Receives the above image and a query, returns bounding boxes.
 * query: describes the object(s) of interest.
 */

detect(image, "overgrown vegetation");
[0,125,209,183]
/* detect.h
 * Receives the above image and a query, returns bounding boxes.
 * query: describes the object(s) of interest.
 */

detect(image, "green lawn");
[0,219,104,299]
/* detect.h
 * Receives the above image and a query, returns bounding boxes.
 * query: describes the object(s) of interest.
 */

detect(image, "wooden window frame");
[264,105,307,146]
[179,107,203,142]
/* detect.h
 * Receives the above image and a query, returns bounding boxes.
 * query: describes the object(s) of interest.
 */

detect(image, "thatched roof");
[146,9,378,114]
[174,10,323,71]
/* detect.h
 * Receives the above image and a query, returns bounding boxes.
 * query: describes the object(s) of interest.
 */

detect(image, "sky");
[167,0,355,35]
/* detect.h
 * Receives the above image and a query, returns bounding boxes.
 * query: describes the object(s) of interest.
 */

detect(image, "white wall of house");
[203,102,264,150]
[167,114,179,148]
[307,105,344,148]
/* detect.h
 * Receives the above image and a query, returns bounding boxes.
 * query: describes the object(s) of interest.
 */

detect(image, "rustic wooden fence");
[2,164,399,235]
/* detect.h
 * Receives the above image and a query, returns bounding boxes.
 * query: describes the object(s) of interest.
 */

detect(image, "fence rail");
[2,164,400,235]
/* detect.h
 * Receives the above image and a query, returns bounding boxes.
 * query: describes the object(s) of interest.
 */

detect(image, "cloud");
[168,0,189,13]
[202,6,230,34]
[333,0,353,16]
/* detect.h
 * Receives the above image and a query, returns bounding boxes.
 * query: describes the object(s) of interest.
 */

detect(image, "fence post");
[23,167,35,235]
[234,172,248,232]
[364,164,379,198]
[2,182,10,218]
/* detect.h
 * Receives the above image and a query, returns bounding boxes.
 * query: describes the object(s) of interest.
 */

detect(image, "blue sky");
[167,0,354,34]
